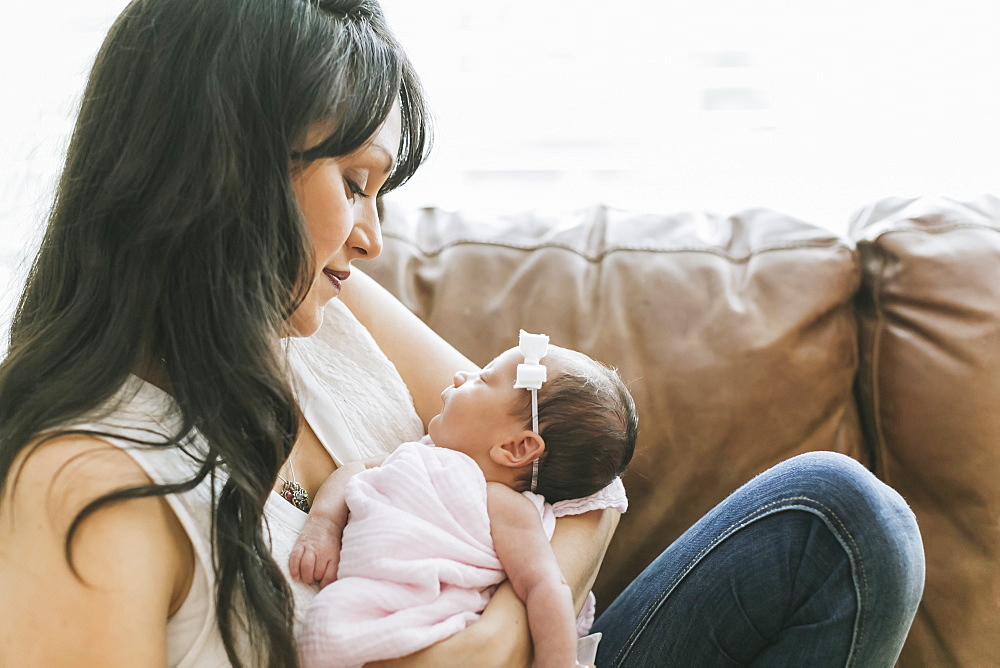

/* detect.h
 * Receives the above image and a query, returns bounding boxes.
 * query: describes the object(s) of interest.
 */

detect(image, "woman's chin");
[285,305,325,338]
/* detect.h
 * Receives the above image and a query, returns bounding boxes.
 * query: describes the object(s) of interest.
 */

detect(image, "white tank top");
[67,299,424,666]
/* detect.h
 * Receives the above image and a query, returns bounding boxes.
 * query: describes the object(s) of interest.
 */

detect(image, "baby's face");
[427,348,527,460]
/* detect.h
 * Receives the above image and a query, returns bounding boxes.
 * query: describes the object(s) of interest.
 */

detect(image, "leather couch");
[366,194,1000,667]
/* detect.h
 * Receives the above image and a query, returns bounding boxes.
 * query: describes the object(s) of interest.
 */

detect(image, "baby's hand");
[289,516,344,588]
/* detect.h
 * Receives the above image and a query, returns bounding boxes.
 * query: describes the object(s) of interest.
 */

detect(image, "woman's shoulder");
[7,431,160,519]
[2,432,183,557]
[0,433,193,664]
[51,376,220,560]
[0,374,210,617]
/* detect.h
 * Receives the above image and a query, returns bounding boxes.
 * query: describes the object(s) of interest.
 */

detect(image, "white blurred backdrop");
[2,0,1000,331]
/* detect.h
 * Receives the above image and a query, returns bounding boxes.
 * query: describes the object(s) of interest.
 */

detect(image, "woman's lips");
[322,268,350,291]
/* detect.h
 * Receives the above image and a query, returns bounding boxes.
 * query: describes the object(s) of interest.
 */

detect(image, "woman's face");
[286,103,402,337]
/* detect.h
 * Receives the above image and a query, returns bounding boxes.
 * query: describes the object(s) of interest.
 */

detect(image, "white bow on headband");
[513,330,548,492]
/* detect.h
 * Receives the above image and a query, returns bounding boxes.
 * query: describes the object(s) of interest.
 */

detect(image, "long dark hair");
[0,0,430,664]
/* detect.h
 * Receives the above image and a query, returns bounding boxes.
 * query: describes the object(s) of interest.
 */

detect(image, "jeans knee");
[773,451,925,611]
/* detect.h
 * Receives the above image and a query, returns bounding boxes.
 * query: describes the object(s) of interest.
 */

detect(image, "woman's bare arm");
[550,508,621,613]
[487,483,578,668]
[0,435,192,667]
[339,268,479,429]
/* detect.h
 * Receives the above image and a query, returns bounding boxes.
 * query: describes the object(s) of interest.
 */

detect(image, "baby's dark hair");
[512,349,638,502]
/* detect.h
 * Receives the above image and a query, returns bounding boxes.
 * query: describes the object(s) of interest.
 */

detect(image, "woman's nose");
[349,201,383,259]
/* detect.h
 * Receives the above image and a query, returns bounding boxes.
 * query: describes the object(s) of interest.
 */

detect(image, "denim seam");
[612,495,868,667]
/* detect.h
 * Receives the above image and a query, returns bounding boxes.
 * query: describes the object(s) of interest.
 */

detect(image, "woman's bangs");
[297,32,399,160]
[383,66,432,194]
[294,26,431,191]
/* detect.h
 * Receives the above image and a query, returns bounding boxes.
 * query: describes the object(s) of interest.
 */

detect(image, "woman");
[0,0,923,666]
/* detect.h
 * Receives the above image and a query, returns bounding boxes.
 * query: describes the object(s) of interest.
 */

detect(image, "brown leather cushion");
[366,203,865,610]
[852,195,1000,668]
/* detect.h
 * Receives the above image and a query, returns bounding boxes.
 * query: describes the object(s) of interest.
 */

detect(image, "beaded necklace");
[276,456,310,512]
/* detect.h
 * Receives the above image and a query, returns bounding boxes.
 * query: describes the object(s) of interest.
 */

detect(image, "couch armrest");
[852,194,1000,667]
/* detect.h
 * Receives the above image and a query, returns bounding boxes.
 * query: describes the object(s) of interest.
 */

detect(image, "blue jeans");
[593,452,924,667]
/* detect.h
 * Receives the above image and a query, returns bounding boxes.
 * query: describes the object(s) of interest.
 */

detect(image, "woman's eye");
[344,178,370,202]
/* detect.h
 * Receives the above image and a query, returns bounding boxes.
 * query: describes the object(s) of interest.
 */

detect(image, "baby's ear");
[490,431,545,469]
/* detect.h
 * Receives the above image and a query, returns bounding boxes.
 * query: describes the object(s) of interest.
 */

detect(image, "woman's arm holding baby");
[486,482,579,668]
[339,269,479,429]
[550,507,621,613]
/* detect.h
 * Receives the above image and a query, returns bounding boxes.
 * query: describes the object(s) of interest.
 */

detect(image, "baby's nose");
[453,370,470,387]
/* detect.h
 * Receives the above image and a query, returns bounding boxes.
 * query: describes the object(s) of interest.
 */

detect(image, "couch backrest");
[365,203,865,607]
[852,195,1000,667]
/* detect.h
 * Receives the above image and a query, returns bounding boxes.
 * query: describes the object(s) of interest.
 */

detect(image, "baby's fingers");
[297,547,319,584]
[289,544,304,582]
[319,558,339,589]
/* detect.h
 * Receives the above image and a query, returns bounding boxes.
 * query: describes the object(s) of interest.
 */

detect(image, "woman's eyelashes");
[344,176,370,202]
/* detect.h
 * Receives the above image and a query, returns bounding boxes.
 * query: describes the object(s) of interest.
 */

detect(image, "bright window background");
[2,0,1000,328]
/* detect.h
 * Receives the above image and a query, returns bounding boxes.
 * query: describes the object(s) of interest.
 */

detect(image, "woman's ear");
[490,431,545,469]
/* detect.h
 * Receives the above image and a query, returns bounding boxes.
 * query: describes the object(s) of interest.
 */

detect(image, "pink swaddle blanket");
[298,441,627,667]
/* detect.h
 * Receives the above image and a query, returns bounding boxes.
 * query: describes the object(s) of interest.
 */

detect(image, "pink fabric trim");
[552,476,628,517]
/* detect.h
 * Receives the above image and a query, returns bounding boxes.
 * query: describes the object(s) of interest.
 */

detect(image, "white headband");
[513,330,548,492]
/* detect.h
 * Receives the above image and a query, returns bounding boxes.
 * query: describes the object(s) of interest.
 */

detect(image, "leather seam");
[382,231,854,264]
